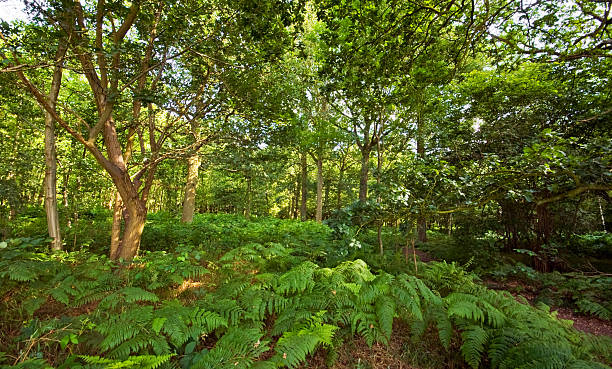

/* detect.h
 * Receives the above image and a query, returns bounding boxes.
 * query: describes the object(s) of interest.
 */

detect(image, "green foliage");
[425,261,612,369]
[1,216,611,369]
[570,232,612,258]
[78,354,174,369]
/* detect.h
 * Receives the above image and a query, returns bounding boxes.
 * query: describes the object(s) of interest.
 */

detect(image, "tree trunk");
[181,154,200,223]
[300,153,308,221]
[416,109,427,243]
[315,155,323,223]
[336,160,345,211]
[376,122,383,255]
[62,169,70,208]
[110,192,123,259]
[323,177,330,218]
[117,199,147,260]
[599,197,606,232]
[293,174,300,219]
[359,147,370,202]
[43,42,67,251]
[246,176,252,218]
[44,111,62,251]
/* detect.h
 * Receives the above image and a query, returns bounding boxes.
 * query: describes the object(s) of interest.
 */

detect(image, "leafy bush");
[569,232,612,258]
[419,232,506,273]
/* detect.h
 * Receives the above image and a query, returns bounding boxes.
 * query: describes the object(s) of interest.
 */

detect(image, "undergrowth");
[1,220,611,369]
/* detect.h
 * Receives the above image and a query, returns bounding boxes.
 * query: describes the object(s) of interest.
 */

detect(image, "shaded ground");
[484,279,612,338]
[414,247,612,339]
[300,322,463,369]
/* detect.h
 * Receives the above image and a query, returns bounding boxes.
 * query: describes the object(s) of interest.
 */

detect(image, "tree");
[316,0,502,205]
[1,0,303,260]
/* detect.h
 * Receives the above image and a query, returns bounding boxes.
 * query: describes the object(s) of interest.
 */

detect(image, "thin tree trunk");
[289,184,295,219]
[181,154,200,223]
[359,147,370,202]
[416,108,427,243]
[323,176,330,218]
[599,197,606,232]
[62,169,70,208]
[300,153,308,221]
[294,174,300,219]
[43,42,68,251]
[315,155,323,223]
[376,120,384,255]
[246,176,252,218]
[336,159,345,211]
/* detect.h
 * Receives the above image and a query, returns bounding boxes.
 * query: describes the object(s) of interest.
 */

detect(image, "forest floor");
[300,321,451,369]
[484,279,612,338]
[414,248,612,339]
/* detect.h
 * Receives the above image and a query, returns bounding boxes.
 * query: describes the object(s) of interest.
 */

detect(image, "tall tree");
[1,0,303,260]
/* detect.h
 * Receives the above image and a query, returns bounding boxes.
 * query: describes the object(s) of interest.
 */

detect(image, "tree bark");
[315,155,323,223]
[110,192,122,258]
[181,154,200,223]
[359,147,371,202]
[117,199,147,260]
[323,176,330,218]
[336,155,346,211]
[293,174,300,219]
[43,40,68,251]
[300,153,308,221]
[416,108,427,243]
[44,105,62,251]
[376,123,383,255]
[246,176,252,218]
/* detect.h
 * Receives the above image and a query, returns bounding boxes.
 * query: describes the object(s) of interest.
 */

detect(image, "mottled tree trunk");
[323,177,330,218]
[108,193,123,259]
[358,147,370,203]
[181,154,200,223]
[43,42,67,251]
[300,153,308,221]
[315,156,323,223]
[416,111,427,243]
[117,199,147,260]
[44,112,62,251]
[336,162,345,211]
[376,127,383,255]
[246,176,252,218]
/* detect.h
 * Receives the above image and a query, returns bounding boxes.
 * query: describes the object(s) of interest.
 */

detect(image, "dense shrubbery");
[1,215,611,369]
[568,232,612,259]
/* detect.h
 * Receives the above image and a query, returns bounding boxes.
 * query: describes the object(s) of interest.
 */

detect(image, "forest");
[0,0,611,368]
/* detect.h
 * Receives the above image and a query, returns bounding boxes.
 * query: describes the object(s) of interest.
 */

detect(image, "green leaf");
[184,341,196,355]
[60,335,70,350]
[152,317,167,335]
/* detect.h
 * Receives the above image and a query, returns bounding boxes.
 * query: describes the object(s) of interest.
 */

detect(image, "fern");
[97,306,154,357]
[460,325,489,369]
[576,299,612,320]
[79,354,174,369]
[275,261,318,295]
[270,314,338,368]
[191,328,268,369]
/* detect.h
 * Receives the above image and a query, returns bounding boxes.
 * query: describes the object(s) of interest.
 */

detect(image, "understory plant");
[1,232,611,369]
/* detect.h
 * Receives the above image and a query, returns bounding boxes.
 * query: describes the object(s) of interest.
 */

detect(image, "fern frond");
[576,299,612,320]
[275,261,317,295]
[375,295,395,340]
[272,321,338,368]
[191,328,268,369]
[461,325,488,369]
[79,354,173,369]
